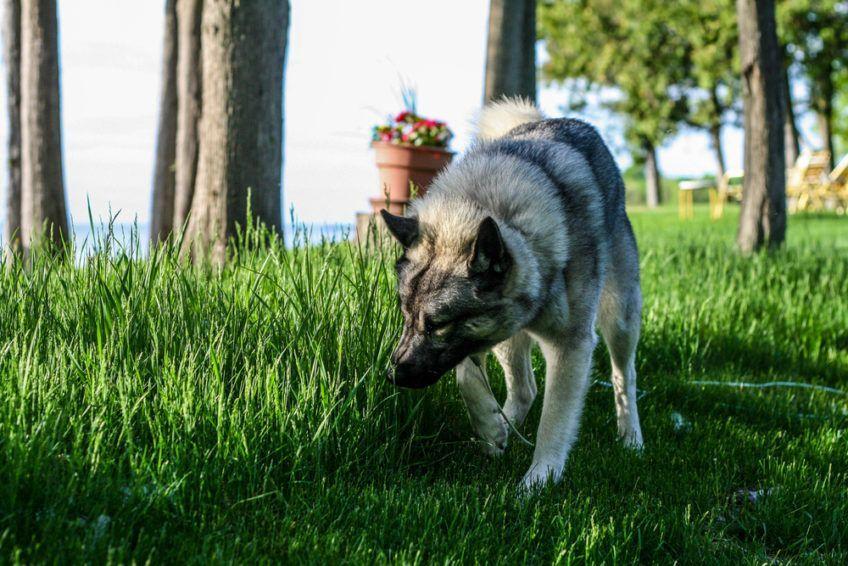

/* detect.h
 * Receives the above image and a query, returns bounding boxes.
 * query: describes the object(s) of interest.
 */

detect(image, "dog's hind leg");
[492,332,536,428]
[598,236,644,449]
[456,354,509,456]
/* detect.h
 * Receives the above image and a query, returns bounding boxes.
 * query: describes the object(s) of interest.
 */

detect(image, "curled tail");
[476,97,545,141]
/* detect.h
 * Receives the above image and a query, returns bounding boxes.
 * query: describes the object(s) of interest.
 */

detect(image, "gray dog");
[381,98,644,490]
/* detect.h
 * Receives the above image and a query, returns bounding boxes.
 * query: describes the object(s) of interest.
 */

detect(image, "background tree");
[20,0,68,250]
[3,0,21,258]
[779,0,848,170]
[781,47,801,166]
[150,0,178,244]
[736,0,786,253]
[182,0,289,264]
[540,0,690,207]
[172,0,203,230]
[679,0,740,180]
[484,0,537,102]
[835,73,848,157]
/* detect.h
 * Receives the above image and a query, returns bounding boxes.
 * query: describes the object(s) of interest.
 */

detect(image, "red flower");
[395,111,411,122]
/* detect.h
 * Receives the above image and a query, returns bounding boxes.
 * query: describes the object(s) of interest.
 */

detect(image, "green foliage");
[1,211,847,562]
[539,0,742,173]
[778,0,848,116]
[539,0,691,148]
[683,0,740,133]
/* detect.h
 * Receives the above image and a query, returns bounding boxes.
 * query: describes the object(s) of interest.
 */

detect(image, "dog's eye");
[433,323,453,337]
[425,318,455,337]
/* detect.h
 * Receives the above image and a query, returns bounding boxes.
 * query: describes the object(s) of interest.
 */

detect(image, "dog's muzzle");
[385,361,444,389]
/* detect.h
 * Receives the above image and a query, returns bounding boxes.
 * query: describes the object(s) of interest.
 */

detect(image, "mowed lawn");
[1,206,846,563]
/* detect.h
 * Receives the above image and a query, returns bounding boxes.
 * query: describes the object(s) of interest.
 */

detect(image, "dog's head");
[381,209,532,388]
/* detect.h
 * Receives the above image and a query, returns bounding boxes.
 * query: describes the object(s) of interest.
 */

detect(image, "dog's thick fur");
[382,98,644,490]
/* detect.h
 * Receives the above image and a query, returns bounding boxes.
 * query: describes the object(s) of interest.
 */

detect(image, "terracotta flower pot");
[370,141,453,214]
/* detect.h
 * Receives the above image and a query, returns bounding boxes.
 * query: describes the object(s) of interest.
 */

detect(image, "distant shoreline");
[0,221,355,253]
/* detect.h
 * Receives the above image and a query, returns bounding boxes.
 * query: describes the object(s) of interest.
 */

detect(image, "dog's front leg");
[456,355,508,456]
[521,330,595,490]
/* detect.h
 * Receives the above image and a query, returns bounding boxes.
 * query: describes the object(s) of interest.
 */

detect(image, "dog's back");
[475,98,627,234]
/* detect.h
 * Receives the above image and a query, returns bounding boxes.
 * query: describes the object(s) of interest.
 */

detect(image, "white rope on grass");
[690,380,847,396]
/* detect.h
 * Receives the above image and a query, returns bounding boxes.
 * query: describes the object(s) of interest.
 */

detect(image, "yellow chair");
[677,179,714,220]
[787,150,831,212]
[713,170,743,219]
[825,153,848,214]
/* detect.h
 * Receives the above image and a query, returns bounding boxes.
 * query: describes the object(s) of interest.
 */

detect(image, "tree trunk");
[20,0,68,251]
[816,105,834,172]
[643,138,662,208]
[182,0,289,264]
[736,0,786,254]
[781,60,800,167]
[3,0,22,258]
[710,124,726,180]
[484,0,537,103]
[708,86,726,180]
[150,0,178,244]
[172,0,203,230]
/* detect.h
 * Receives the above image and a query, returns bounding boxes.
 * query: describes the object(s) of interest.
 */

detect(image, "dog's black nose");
[386,361,442,389]
[387,361,414,385]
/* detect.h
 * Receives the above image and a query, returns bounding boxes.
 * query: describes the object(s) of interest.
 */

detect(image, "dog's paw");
[619,427,644,451]
[518,461,561,494]
[471,409,508,456]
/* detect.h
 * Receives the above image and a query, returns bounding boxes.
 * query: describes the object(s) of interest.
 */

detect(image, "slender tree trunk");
[172,0,202,230]
[736,0,786,253]
[816,104,835,172]
[150,0,178,244]
[3,0,22,258]
[20,0,68,251]
[781,60,800,167]
[643,138,662,208]
[710,124,726,180]
[708,86,726,179]
[484,0,537,103]
[182,0,289,264]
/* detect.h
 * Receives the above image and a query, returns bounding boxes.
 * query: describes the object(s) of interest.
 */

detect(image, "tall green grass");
[1,206,846,563]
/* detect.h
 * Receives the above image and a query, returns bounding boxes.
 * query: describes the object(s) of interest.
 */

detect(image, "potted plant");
[370,106,454,214]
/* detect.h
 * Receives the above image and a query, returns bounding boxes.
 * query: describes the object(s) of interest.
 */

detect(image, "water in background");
[0,221,355,260]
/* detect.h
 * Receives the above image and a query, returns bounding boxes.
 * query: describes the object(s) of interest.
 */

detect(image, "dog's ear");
[380,210,419,248]
[469,216,511,276]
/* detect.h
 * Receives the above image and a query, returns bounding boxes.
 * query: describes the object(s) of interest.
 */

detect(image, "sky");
[0,0,820,227]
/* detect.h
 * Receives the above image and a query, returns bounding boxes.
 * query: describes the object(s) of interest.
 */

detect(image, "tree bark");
[182,0,289,264]
[816,106,834,172]
[708,86,726,180]
[781,60,800,167]
[736,0,786,254]
[172,0,202,230]
[643,138,662,208]
[3,0,21,258]
[484,0,537,103]
[150,0,178,244]
[710,124,726,180]
[20,0,68,250]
